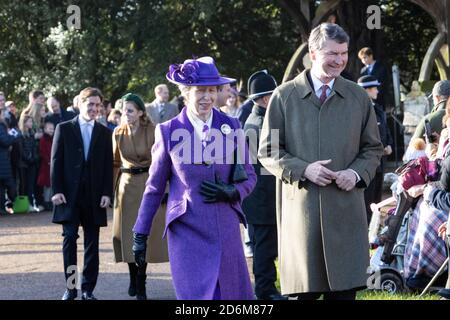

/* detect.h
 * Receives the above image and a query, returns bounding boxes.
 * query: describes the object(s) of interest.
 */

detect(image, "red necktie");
[319,85,329,104]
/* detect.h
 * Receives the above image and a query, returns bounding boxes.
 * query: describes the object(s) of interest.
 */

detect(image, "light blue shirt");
[367,61,376,75]
[78,116,95,160]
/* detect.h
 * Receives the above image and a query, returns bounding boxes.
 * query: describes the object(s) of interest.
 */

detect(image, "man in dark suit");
[45,96,76,127]
[358,75,393,224]
[359,47,389,108]
[243,70,286,300]
[51,87,113,300]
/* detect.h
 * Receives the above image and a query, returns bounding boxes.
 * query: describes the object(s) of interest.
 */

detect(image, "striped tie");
[202,124,209,147]
[319,85,329,104]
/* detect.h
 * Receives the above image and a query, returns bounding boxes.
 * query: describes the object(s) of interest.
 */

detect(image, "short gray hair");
[432,80,450,98]
[308,23,350,52]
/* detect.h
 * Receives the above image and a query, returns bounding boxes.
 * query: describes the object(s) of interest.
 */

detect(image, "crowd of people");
[2,22,450,301]
[0,90,124,216]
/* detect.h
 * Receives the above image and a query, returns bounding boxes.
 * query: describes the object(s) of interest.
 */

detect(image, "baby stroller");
[367,191,417,294]
[367,156,443,294]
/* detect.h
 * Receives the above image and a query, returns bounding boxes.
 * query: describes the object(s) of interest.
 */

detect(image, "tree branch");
[277,0,310,42]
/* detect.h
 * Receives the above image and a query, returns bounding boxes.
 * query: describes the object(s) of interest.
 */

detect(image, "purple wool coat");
[133,107,256,300]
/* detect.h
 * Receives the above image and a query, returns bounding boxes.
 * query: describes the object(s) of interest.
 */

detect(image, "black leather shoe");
[257,292,288,300]
[62,289,77,300]
[128,282,137,297]
[81,291,97,300]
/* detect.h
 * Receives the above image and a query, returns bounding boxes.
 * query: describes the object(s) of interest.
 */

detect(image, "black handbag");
[231,147,248,183]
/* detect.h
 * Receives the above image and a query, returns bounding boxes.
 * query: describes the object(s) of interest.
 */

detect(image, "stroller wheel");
[380,272,404,294]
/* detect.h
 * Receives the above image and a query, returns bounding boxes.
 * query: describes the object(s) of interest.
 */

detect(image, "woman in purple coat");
[133,56,256,300]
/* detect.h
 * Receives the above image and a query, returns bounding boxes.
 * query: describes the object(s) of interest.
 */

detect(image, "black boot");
[128,263,137,297]
[136,263,147,300]
[44,201,53,211]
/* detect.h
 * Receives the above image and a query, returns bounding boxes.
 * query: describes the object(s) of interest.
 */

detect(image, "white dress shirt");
[186,108,213,142]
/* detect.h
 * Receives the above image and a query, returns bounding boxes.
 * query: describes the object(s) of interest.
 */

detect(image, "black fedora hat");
[247,70,277,100]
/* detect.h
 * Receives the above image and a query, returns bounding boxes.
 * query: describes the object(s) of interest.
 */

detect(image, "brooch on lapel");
[221,124,231,135]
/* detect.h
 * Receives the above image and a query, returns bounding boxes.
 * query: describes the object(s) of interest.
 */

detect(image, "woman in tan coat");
[112,93,168,300]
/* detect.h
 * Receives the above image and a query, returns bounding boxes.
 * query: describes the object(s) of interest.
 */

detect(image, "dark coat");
[237,99,254,128]
[51,116,113,226]
[412,99,447,140]
[242,104,276,225]
[361,61,389,106]
[5,113,18,129]
[427,153,450,235]
[37,133,53,187]
[19,133,39,168]
[0,122,19,178]
[45,109,76,127]
[373,102,393,172]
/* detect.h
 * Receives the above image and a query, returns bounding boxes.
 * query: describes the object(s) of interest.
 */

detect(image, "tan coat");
[258,70,383,294]
[112,120,169,263]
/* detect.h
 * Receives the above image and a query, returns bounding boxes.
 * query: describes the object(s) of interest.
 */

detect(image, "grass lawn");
[274,261,442,300]
[357,291,441,300]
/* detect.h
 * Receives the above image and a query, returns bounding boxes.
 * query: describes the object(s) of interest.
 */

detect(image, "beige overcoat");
[112,120,169,263]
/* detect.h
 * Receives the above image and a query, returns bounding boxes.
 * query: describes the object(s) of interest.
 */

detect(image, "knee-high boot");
[128,263,138,297]
[136,263,148,300]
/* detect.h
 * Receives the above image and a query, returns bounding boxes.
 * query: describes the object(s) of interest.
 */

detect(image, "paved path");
[0,209,255,300]
[0,209,177,300]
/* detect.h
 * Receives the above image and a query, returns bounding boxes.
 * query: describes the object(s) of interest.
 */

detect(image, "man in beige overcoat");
[258,23,383,300]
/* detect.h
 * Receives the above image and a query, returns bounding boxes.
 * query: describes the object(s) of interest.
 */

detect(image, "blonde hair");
[21,103,44,130]
[445,98,450,115]
[358,47,373,59]
[443,114,450,127]
[19,115,34,137]
[411,138,426,151]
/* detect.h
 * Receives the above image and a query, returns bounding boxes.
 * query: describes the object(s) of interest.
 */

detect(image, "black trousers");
[62,206,100,293]
[294,289,357,300]
[249,224,278,297]
[19,165,37,205]
[0,176,16,209]
[364,170,384,224]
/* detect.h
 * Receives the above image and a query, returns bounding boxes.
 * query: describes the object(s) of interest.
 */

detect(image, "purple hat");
[166,56,235,86]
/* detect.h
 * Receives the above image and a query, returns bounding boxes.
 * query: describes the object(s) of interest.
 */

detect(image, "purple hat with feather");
[166,56,235,86]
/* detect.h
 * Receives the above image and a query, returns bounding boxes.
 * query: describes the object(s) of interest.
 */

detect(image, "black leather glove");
[132,232,148,268]
[200,174,240,203]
